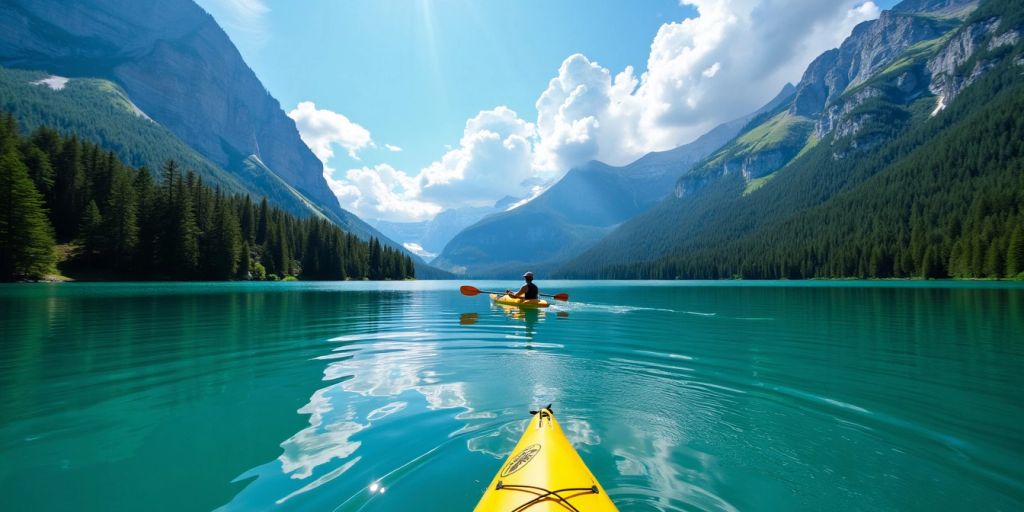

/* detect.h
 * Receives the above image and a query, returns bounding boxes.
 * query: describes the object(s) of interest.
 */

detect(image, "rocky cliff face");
[928,16,1022,112]
[674,0,981,199]
[0,0,423,265]
[0,0,369,237]
[791,10,953,121]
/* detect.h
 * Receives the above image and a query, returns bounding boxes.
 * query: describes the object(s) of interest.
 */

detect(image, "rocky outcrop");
[671,0,981,197]
[928,16,1022,113]
[5,5,322,217]
[675,174,715,199]
[816,62,931,140]
[791,10,953,119]
[739,150,794,181]
[712,145,806,183]
[0,0,414,260]
[0,0,326,203]
[787,0,986,151]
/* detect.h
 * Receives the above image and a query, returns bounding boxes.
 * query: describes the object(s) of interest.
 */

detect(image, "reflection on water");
[1,281,1023,511]
[493,303,545,340]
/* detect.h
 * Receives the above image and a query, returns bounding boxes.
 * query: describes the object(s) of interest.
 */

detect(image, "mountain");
[0,0,443,275]
[559,0,1023,279]
[372,199,516,259]
[0,66,278,197]
[431,84,797,277]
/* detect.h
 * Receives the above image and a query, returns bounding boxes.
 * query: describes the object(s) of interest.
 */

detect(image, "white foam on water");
[562,302,716,317]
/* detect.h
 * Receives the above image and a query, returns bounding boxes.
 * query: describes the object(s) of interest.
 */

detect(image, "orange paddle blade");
[552,293,570,301]
[460,285,482,296]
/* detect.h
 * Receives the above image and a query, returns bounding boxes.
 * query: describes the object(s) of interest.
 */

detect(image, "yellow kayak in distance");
[491,293,550,308]
[474,406,618,511]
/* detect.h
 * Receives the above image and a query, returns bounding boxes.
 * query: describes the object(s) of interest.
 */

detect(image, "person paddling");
[506,271,539,299]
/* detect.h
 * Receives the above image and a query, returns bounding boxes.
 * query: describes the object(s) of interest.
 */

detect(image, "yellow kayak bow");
[474,406,618,511]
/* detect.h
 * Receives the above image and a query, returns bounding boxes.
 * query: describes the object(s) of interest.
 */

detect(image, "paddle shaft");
[460,285,568,301]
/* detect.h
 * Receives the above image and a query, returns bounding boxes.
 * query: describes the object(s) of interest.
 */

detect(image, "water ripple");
[2,281,1022,511]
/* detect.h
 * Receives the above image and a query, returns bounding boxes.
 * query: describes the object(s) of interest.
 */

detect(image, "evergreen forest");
[560,44,1024,280]
[0,114,414,281]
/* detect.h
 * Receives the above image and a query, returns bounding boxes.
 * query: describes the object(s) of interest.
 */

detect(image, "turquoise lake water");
[1,281,1022,511]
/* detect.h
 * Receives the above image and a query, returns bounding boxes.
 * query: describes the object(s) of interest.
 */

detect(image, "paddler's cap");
[523,271,534,279]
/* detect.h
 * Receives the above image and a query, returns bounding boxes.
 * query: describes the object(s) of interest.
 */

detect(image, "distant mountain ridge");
[0,0,446,275]
[372,199,515,259]
[432,83,797,277]
[559,0,1024,279]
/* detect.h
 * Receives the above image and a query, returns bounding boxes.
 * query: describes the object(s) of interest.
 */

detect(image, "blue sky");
[197,0,901,223]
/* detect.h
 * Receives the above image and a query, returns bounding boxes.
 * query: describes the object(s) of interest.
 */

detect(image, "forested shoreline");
[0,114,414,282]
[559,51,1024,281]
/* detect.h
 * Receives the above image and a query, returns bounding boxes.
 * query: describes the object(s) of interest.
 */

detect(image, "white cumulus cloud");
[384,144,403,152]
[288,101,374,166]
[329,164,442,222]
[532,0,883,169]
[419,107,540,206]
[305,1,884,223]
[325,107,542,222]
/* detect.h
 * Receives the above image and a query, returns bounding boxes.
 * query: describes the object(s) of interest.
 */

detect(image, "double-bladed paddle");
[460,285,569,302]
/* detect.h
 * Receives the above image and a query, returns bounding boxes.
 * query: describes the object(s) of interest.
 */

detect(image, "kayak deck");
[491,293,550,308]
[474,407,618,511]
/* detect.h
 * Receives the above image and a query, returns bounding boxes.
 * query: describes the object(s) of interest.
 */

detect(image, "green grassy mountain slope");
[0,67,246,192]
[0,67,363,239]
[432,84,797,278]
[672,3,966,202]
[559,1,1023,279]
[0,0,443,277]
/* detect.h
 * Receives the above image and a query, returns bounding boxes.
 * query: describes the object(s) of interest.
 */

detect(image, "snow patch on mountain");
[30,75,68,90]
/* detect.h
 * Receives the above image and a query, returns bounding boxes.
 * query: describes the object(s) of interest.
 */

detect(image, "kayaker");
[506,271,539,300]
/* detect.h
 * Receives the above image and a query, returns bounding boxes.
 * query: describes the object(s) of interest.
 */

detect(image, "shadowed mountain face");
[559,0,1023,279]
[0,0,413,256]
[431,84,797,278]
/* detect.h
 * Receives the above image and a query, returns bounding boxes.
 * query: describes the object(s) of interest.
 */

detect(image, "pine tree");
[983,238,1005,278]
[238,242,251,280]
[162,159,180,200]
[256,197,269,245]
[133,167,158,275]
[920,246,945,279]
[167,174,199,277]
[103,170,139,267]
[53,136,85,240]
[240,195,255,243]
[77,200,103,269]
[369,237,383,280]
[203,192,242,279]
[29,127,63,162]
[0,141,55,280]
[21,144,54,197]
[274,216,290,276]
[1006,225,1024,277]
